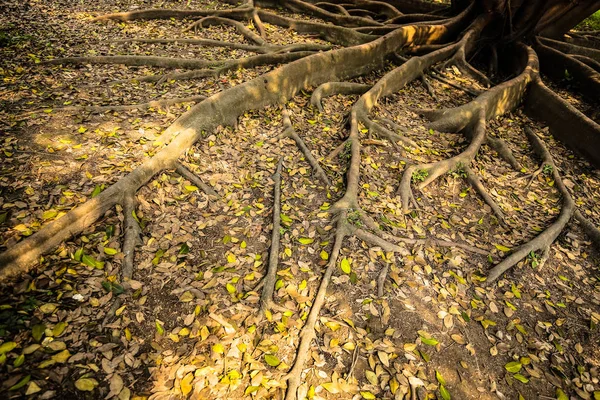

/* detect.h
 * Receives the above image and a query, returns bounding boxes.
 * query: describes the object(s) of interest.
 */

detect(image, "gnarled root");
[486,127,575,283]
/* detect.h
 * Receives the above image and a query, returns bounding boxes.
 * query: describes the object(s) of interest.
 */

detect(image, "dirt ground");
[0,0,599,399]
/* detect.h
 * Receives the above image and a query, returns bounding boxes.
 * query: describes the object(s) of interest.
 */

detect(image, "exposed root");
[352,227,488,255]
[486,127,575,283]
[46,55,214,69]
[283,213,347,400]
[310,82,371,112]
[281,109,331,187]
[524,77,600,168]
[464,165,505,222]
[258,159,283,315]
[281,0,381,27]
[485,135,522,170]
[113,38,332,54]
[92,7,252,22]
[398,111,486,212]
[574,211,600,248]
[420,73,438,100]
[175,162,219,198]
[429,68,482,96]
[364,118,418,148]
[539,36,600,62]
[22,95,206,117]
[326,139,349,161]
[183,16,266,46]
[376,263,389,297]
[121,193,142,280]
[115,51,316,85]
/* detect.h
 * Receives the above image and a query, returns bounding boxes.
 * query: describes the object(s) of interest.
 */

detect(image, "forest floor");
[0,0,599,399]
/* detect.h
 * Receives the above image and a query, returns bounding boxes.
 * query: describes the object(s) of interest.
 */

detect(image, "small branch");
[574,211,600,248]
[281,109,331,187]
[183,16,266,46]
[464,165,505,222]
[175,162,219,198]
[122,193,142,280]
[420,73,438,101]
[258,159,283,315]
[485,135,521,170]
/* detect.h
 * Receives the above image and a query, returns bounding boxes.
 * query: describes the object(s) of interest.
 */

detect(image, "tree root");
[485,135,522,170]
[283,213,347,400]
[486,127,575,283]
[183,16,266,46]
[310,82,371,112]
[175,162,219,198]
[258,159,282,315]
[22,95,206,117]
[352,227,488,255]
[113,38,332,54]
[280,109,331,186]
[113,51,316,85]
[398,111,486,212]
[464,165,505,222]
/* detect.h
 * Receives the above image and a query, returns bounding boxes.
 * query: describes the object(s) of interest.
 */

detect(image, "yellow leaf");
[180,373,194,396]
[494,244,511,252]
[340,258,351,274]
[184,185,199,192]
[75,378,98,391]
[51,349,71,363]
[42,210,57,220]
[104,247,118,255]
[227,254,236,263]
[298,238,314,245]
[321,382,340,394]
[361,391,376,399]
[212,343,224,354]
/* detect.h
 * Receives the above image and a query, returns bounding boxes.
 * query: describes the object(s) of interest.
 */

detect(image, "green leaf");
[513,374,529,383]
[264,354,280,367]
[505,361,522,373]
[82,254,97,268]
[32,324,45,342]
[435,370,446,386]
[556,389,569,400]
[179,243,190,255]
[298,238,314,245]
[91,185,102,198]
[73,247,83,261]
[13,354,25,367]
[0,341,17,354]
[9,375,30,391]
[420,336,439,346]
[52,322,67,337]
[103,247,118,255]
[155,320,164,335]
[494,244,511,252]
[439,385,451,400]
[340,258,351,274]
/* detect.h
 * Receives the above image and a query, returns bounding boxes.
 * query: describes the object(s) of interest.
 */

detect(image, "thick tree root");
[486,127,575,283]
[175,162,219,198]
[258,159,282,315]
[2,16,449,281]
[398,111,486,212]
[310,82,371,112]
[281,109,331,186]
